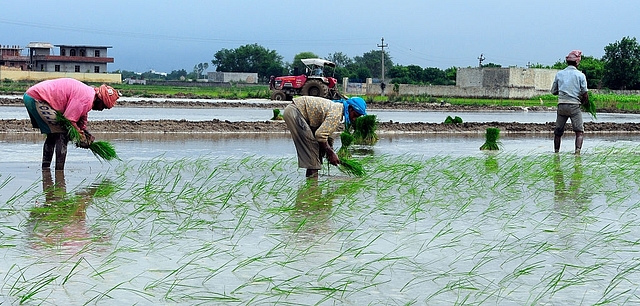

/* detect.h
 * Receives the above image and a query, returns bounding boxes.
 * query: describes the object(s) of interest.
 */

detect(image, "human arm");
[319,141,339,166]
[551,78,559,95]
[580,91,589,105]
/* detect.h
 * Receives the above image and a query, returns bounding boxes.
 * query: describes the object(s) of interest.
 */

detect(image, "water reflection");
[553,155,590,215]
[27,169,111,256]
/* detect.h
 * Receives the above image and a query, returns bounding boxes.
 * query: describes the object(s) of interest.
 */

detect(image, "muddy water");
[3,132,640,195]
[4,105,640,123]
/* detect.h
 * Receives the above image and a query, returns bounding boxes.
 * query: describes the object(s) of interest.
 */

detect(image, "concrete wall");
[207,72,258,83]
[0,70,121,83]
[37,62,108,73]
[343,67,560,99]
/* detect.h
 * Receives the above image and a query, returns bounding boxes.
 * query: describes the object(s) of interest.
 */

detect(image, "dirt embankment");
[2,97,639,134]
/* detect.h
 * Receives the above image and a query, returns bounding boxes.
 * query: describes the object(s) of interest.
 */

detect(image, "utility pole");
[377,37,388,95]
[478,53,485,67]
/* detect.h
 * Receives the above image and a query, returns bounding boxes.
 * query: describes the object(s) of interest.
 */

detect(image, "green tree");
[481,63,501,68]
[115,70,138,81]
[167,69,188,81]
[326,52,353,67]
[291,52,320,75]
[578,56,605,89]
[602,36,640,89]
[444,66,457,84]
[211,43,284,80]
[353,50,393,79]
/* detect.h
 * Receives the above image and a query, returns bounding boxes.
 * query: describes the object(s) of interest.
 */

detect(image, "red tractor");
[270,58,345,101]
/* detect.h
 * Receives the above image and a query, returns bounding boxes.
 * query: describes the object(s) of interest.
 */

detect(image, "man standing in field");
[283,96,367,179]
[551,50,589,155]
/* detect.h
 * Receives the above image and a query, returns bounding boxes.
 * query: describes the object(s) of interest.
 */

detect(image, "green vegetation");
[270,109,283,120]
[444,115,463,124]
[4,148,640,304]
[352,115,379,145]
[480,127,502,150]
[56,112,120,161]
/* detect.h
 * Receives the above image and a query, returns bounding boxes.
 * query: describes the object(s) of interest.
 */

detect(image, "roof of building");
[27,42,54,49]
[54,44,113,48]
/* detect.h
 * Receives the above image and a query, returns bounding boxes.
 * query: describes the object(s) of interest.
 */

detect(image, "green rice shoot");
[352,114,378,145]
[444,115,463,124]
[582,99,597,120]
[480,127,501,150]
[55,112,119,161]
[337,157,365,177]
[271,109,283,120]
[55,112,81,141]
[337,131,354,159]
[89,141,121,161]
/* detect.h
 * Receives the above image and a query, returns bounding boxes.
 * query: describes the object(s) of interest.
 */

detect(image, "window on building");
[55,65,60,72]
[70,49,76,56]
[94,50,100,57]
[80,49,86,57]
[94,66,100,73]
[61,49,66,56]
[75,65,80,72]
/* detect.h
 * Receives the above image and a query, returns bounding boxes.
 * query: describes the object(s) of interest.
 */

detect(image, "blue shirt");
[551,66,588,104]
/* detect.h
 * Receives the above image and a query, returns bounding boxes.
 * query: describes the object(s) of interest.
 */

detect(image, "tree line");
[115,36,640,90]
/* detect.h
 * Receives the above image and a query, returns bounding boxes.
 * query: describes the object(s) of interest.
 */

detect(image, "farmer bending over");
[551,50,589,155]
[283,96,367,179]
[23,78,120,170]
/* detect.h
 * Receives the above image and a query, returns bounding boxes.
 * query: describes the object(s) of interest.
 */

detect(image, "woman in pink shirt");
[23,78,120,170]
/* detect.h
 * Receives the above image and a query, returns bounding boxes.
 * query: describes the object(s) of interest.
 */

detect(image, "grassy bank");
[3,81,640,111]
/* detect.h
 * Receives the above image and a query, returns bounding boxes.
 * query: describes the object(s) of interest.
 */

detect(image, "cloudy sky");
[2,0,638,73]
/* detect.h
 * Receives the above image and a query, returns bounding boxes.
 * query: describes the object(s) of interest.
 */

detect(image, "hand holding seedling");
[321,141,339,166]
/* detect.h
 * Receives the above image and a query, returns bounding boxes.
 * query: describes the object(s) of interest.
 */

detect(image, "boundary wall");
[0,70,121,83]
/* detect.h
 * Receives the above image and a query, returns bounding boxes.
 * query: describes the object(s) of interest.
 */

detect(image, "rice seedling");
[444,115,463,124]
[337,131,354,159]
[55,112,120,161]
[270,108,283,120]
[337,158,365,177]
[3,147,640,305]
[480,127,502,150]
[582,99,597,119]
[352,114,378,145]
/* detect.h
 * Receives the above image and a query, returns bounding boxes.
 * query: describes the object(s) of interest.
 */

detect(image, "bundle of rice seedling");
[56,112,120,161]
[337,157,365,177]
[444,115,463,124]
[581,100,597,120]
[352,114,378,145]
[337,131,354,159]
[89,141,121,161]
[480,127,502,150]
[271,109,283,120]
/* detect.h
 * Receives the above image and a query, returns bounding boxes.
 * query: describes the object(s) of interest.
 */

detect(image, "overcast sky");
[2,0,638,73]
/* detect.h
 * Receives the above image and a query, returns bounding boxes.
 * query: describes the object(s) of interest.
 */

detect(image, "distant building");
[207,71,258,83]
[0,44,28,70]
[0,42,114,73]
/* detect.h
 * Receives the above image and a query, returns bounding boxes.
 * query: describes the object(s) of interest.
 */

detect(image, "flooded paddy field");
[2,131,640,305]
[4,105,640,124]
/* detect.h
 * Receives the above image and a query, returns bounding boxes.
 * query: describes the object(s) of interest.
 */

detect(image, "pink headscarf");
[94,84,119,108]
[566,50,582,64]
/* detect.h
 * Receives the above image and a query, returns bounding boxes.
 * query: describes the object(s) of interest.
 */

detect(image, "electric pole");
[478,53,485,67]
[378,37,388,95]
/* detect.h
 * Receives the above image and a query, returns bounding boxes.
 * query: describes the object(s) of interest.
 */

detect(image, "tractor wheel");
[301,79,329,98]
[270,90,287,101]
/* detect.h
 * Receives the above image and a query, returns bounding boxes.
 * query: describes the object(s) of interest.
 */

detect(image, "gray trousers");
[283,104,321,170]
[555,103,584,136]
